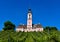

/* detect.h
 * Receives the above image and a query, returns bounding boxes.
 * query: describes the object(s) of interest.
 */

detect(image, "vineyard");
[0,31,60,42]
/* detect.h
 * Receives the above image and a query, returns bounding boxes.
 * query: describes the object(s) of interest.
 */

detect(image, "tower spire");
[28,8,32,13]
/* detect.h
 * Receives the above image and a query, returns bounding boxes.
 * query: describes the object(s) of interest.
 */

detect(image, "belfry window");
[29,14,30,17]
[29,14,31,19]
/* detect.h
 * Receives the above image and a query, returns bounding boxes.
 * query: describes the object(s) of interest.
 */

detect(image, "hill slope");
[0,31,60,42]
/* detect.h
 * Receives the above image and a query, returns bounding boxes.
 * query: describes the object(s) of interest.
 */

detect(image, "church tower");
[27,9,32,29]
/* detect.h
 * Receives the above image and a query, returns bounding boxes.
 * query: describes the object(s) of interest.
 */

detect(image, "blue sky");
[0,0,60,30]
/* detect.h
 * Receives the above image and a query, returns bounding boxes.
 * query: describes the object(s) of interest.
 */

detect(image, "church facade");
[16,9,43,32]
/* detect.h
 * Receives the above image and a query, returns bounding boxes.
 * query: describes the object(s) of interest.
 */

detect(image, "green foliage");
[3,21,15,31]
[0,26,59,42]
[0,30,60,42]
[44,26,58,32]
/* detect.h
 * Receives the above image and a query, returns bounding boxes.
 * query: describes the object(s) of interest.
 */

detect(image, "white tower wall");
[27,9,32,29]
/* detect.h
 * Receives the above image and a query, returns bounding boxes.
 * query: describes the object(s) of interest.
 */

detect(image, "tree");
[44,26,50,30]
[3,21,15,31]
[50,27,58,31]
[44,26,58,31]
[44,26,50,32]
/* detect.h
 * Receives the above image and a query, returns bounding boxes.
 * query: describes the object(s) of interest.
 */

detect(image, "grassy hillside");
[0,31,60,42]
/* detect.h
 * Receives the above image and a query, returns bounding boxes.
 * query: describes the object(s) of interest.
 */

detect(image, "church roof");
[33,24,43,28]
[17,24,43,29]
[17,25,27,29]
